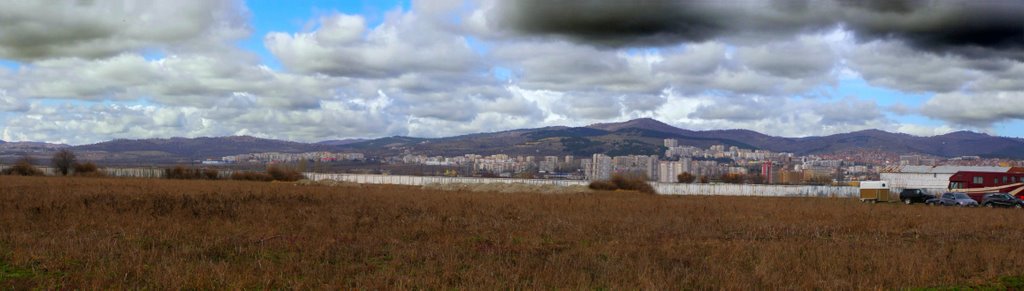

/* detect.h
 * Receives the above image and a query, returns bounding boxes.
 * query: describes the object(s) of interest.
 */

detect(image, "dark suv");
[980,193,1024,209]
[900,189,934,205]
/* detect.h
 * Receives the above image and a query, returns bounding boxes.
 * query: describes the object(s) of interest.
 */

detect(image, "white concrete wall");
[303,172,591,188]
[103,168,166,178]
[653,183,858,198]
[304,173,859,197]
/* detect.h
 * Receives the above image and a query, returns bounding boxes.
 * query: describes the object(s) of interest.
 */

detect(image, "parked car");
[926,192,979,207]
[980,193,1024,209]
[899,188,934,205]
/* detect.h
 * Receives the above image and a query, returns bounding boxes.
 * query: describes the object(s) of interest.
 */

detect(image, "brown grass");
[2,176,1024,289]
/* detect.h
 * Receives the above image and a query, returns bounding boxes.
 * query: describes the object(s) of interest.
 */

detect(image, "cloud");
[895,123,959,137]
[265,10,480,78]
[681,95,890,137]
[659,36,839,96]
[0,90,28,112]
[0,95,400,144]
[495,33,840,111]
[482,1,829,47]
[920,91,1024,127]
[688,97,776,122]
[3,0,1024,144]
[0,0,250,61]
[16,54,158,100]
[493,40,667,94]
[11,53,338,109]
[838,0,1024,60]
[264,6,547,130]
[735,36,837,79]
[481,0,1024,59]
[846,41,978,93]
[970,61,1024,92]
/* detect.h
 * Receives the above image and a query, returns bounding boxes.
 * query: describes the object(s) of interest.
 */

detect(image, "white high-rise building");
[659,161,684,183]
[589,154,613,180]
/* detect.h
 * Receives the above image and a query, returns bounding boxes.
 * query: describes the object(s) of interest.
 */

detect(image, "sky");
[1,0,1023,145]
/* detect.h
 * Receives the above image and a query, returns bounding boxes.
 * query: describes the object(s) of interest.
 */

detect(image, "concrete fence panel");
[298,172,849,197]
[0,167,857,198]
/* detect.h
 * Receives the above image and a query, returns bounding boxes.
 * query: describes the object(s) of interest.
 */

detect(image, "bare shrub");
[202,168,220,180]
[677,172,696,183]
[72,162,105,177]
[588,180,618,191]
[721,173,745,184]
[611,173,656,194]
[166,166,220,180]
[165,165,195,179]
[589,173,656,194]
[267,165,303,182]
[747,173,766,184]
[3,156,44,176]
[230,171,273,182]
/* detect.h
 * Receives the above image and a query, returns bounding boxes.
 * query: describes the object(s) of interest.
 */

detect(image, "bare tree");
[52,149,77,176]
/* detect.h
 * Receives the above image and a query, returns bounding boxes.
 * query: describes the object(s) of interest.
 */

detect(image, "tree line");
[1,149,304,182]
[1,149,101,176]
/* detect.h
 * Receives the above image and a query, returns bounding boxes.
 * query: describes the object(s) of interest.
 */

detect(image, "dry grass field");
[3,176,1024,289]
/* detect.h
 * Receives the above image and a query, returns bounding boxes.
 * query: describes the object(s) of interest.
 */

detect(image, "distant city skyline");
[1,0,1023,145]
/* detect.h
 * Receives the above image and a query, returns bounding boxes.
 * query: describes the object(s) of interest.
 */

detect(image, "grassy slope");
[2,176,1024,289]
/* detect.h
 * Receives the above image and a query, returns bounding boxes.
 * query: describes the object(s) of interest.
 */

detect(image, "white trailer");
[859,181,892,203]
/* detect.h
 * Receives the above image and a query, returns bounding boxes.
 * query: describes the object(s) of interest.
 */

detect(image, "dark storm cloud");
[492,0,1024,59]
[498,1,715,46]
[493,0,832,46]
[838,0,1024,59]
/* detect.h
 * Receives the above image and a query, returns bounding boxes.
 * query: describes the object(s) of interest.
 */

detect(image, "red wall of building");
[949,171,1024,189]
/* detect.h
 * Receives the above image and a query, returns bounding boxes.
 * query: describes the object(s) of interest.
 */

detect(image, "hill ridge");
[2,118,1020,161]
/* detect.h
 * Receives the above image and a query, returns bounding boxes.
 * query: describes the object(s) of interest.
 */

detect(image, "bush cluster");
[588,173,657,194]
[677,172,696,183]
[230,165,304,182]
[267,165,304,182]
[587,180,618,191]
[165,166,220,180]
[230,171,273,182]
[2,157,44,176]
[72,162,105,177]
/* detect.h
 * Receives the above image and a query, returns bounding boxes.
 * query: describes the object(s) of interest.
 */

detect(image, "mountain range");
[332,118,1024,159]
[5,118,1024,163]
